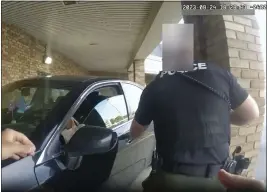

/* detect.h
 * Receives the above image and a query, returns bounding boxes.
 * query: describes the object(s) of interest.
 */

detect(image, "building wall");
[1,22,92,85]
[1,22,128,85]
[128,59,146,86]
[183,1,265,178]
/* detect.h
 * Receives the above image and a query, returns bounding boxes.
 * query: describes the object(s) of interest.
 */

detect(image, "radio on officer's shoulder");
[223,146,251,175]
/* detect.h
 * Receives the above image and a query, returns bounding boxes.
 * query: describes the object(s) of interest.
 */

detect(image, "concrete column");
[128,59,146,86]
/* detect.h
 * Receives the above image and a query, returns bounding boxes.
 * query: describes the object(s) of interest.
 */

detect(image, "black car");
[2,76,155,192]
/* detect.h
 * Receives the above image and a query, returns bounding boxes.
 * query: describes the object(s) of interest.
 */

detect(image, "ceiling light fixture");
[44,44,53,64]
[44,56,52,65]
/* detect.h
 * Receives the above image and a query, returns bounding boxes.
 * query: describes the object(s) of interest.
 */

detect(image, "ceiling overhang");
[128,2,183,69]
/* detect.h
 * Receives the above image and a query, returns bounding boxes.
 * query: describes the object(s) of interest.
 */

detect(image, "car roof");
[26,75,119,83]
[3,75,144,91]
[3,75,122,90]
[22,75,121,86]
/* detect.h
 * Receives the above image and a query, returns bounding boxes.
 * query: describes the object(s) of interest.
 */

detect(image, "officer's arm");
[229,72,259,126]
[130,86,153,139]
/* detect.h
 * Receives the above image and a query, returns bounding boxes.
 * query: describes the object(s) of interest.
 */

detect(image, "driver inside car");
[61,117,85,144]
[60,91,105,144]
[12,88,32,113]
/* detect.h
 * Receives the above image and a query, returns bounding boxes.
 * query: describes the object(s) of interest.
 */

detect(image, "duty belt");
[161,161,222,178]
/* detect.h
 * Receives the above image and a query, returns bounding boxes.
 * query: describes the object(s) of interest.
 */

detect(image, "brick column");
[128,59,145,86]
[223,14,265,178]
[183,1,265,178]
[128,64,134,82]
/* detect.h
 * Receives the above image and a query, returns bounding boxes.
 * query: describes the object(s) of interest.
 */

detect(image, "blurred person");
[61,117,85,144]
[9,87,32,114]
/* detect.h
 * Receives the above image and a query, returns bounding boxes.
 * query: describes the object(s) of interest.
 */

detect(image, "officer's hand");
[218,169,266,192]
[2,128,36,160]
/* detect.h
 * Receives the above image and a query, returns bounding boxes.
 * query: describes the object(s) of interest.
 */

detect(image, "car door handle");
[119,132,130,140]
[119,133,132,144]
[126,138,133,145]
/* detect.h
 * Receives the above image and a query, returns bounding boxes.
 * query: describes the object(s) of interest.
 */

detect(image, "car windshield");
[1,80,71,138]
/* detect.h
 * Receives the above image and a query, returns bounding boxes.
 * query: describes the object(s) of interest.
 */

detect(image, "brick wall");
[128,59,146,86]
[1,22,91,85]
[213,14,265,178]
[2,22,127,86]
[183,2,265,178]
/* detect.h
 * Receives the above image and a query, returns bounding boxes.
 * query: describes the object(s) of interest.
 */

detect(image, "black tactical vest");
[151,63,231,164]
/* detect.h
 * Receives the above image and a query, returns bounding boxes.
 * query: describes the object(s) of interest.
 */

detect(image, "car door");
[34,82,123,191]
[1,82,80,192]
[101,82,156,190]
[2,155,41,192]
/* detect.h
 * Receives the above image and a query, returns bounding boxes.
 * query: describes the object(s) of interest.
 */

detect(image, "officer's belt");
[161,161,222,178]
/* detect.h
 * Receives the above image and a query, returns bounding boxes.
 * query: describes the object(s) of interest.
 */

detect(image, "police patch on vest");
[159,63,207,78]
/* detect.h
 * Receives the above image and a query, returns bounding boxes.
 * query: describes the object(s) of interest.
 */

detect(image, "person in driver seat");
[61,117,85,144]
[9,88,32,114]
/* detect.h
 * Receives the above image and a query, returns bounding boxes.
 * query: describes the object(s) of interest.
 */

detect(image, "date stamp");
[182,3,264,15]
[182,3,266,10]
[182,4,251,10]
[220,4,249,10]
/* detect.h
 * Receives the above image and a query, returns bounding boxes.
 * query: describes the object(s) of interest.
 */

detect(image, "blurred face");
[175,45,193,69]
[162,24,194,71]
[162,42,193,71]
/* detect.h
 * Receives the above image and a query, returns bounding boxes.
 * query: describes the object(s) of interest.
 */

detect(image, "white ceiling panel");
[2,1,156,71]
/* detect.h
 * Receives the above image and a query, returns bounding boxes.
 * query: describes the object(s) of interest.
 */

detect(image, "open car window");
[121,83,143,119]
[85,95,128,128]
[73,85,128,129]
[2,81,71,138]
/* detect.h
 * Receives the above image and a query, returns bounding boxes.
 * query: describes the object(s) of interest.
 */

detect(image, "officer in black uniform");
[130,62,260,191]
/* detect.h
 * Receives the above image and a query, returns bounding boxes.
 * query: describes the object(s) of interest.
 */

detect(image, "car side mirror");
[63,125,118,170]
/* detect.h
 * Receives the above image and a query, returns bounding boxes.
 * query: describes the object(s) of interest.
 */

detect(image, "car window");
[2,87,37,109]
[97,86,118,97]
[73,85,128,129]
[50,89,69,102]
[121,83,143,119]
[2,82,71,139]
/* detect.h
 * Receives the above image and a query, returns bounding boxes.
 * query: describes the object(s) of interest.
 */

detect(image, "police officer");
[129,60,260,191]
